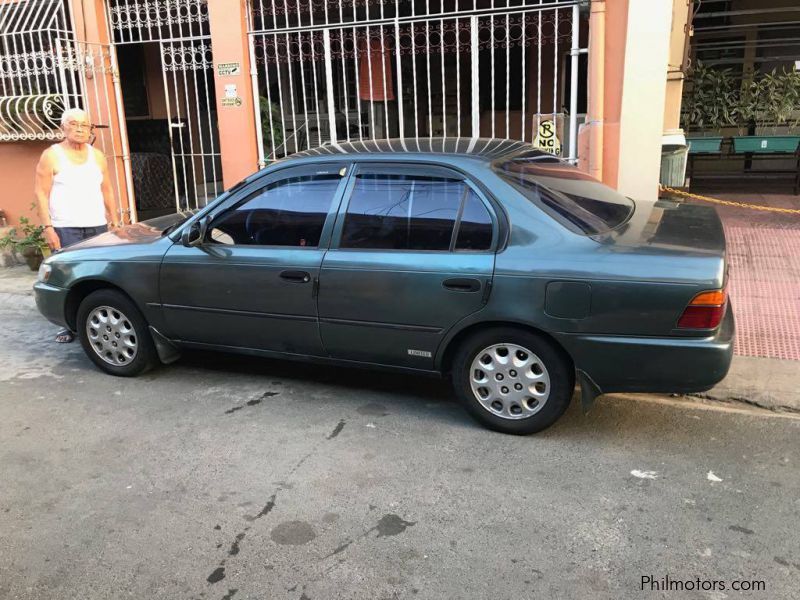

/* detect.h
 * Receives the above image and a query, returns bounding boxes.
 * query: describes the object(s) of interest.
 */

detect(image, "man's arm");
[96,150,121,228]
[34,148,60,250]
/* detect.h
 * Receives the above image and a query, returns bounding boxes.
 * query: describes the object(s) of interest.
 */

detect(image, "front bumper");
[33,282,70,329]
[558,302,735,395]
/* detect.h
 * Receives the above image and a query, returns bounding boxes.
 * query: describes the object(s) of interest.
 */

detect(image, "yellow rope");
[660,185,800,215]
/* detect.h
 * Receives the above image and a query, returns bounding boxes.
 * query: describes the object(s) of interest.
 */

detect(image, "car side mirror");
[181,217,208,248]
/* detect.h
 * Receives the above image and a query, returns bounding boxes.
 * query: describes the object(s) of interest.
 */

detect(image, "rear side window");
[340,173,492,251]
[493,154,634,235]
[456,192,493,250]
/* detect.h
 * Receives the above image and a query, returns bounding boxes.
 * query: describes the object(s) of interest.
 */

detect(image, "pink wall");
[0,141,50,227]
[207,0,259,187]
[601,0,629,190]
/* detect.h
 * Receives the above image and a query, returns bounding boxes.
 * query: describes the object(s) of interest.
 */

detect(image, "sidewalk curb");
[689,392,800,415]
[691,355,800,414]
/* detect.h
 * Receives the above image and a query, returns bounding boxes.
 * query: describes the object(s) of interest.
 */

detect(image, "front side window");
[208,172,342,247]
[493,151,634,235]
[340,172,493,251]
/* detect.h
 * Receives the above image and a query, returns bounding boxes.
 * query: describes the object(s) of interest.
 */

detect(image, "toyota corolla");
[34,139,734,434]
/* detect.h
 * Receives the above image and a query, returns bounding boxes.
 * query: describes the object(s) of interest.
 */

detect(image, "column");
[206,0,260,188]
[616,0,673,201]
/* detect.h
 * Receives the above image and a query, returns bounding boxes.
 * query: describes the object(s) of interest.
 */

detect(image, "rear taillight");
[677,290,727,329]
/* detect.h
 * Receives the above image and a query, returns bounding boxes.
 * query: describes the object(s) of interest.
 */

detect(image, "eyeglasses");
[67,121,93,131]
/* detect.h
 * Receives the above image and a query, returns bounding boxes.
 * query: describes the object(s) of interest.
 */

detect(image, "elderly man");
[34,108,122,343]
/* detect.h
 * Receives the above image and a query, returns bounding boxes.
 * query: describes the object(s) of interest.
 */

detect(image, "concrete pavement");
[1,265,800,599]
[701,355,800,413]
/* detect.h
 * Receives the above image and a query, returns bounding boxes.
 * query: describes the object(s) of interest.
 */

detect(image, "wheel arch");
[436,320,575,375]
[64,279,139,331]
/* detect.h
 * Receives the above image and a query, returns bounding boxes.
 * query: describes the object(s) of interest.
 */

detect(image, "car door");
[159,162,349,355]
[318,162,498,369]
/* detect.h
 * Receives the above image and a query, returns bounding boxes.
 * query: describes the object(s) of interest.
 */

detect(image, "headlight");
[37,262,52,283]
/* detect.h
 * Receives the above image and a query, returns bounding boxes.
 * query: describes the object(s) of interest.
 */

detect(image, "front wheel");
[76,289,157,377]
[451,328,574,435]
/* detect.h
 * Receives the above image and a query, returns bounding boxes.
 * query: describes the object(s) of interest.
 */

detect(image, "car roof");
[285,137,544,163]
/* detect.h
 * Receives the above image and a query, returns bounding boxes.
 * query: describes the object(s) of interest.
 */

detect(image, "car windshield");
[492,151,635,235]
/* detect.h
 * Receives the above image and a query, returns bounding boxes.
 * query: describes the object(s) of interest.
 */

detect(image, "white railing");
[107,0,210,45]
[0,0,74,141]
[247,0,585,165]
[105,0,222,212]
[54,40,136,224]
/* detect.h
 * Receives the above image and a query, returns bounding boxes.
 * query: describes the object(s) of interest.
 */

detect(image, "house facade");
[0,0,691,227]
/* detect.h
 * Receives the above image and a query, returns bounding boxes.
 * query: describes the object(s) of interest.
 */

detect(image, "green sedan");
[34,139,734,434]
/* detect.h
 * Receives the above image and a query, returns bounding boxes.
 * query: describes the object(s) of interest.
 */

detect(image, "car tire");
[76,289,157,377]
[451,328,574,435]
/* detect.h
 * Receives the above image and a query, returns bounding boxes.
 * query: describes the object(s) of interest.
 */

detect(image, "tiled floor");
[684,183,800,360]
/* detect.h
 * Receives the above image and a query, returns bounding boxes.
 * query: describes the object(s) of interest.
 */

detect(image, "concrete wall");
[207,0,259,185]
[0,142,50,227]
[616,0,673,201]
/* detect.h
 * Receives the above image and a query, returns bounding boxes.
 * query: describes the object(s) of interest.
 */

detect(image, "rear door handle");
[442,277,482,293]
[280,270,311,283]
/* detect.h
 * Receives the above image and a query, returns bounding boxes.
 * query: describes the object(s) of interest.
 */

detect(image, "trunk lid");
[597,198,726,257]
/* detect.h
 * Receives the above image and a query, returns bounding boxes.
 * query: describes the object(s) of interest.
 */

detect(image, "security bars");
[247,0,584,165]
[0,0,73,141]
[107,0,221,211]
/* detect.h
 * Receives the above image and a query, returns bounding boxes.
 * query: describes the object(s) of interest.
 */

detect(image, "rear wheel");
[76,289,157,377]
[451,328,574,434]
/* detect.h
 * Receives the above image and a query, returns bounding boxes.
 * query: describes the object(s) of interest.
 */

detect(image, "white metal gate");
[107,0,221,210]
[0,0,73,142]
[158,38,221,209]
[55,40,136,223]
[247,0,585,165]
[0,0,134,223]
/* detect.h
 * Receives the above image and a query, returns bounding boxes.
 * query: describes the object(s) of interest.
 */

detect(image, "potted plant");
[732,68,800,154]
[682,62,737,154]
[260,96,285,159]
[13,217,51,271]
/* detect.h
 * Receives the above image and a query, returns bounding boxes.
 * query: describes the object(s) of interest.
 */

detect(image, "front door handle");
[280,270,311,283]
[442,277,482,293]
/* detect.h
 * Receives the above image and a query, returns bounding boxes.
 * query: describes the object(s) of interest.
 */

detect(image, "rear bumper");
[557,302,734,395]
[33,282,69,329]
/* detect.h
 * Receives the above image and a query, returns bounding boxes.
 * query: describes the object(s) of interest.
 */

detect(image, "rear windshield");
[493,151,635,235]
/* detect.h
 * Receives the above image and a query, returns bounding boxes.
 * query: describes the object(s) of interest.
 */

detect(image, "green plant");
[681,62,738,132]
[13,217,47,253]
[734,68,800,134]
[734,77,762,133]
[684,63,800,135]
[259,96,284,156]
[763,69,800,132]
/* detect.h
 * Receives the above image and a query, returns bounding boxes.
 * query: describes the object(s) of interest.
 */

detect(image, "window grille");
[0,0,74,141]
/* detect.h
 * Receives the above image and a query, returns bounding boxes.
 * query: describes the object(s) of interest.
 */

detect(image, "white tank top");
[49,144,106,228]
